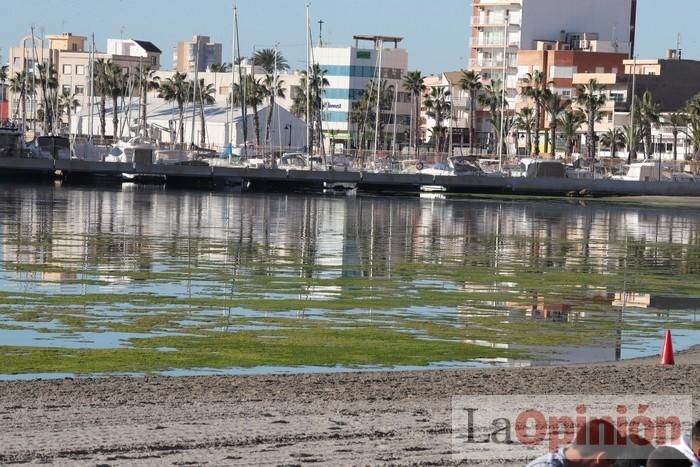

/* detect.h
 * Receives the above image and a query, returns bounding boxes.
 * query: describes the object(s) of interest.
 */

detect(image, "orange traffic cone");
[659,330,675,366]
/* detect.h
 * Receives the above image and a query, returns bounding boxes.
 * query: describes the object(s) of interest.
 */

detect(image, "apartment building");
[8,33,162,131]
[422,71,470,148]
[469,0,637,105]
[174,36,222,73]
[312,35,412,150]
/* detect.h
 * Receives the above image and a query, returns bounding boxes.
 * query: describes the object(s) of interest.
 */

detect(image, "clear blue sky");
[1,0,698,75]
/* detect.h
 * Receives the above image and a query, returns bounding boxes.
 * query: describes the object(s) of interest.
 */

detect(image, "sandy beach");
[0,349,698,466]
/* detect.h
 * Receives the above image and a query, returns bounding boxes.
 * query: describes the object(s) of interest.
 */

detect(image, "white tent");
[72,98,308,151]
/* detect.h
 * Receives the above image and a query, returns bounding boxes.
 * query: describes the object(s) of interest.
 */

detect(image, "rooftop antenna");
[677,33,682,60]
[318,20,324,48]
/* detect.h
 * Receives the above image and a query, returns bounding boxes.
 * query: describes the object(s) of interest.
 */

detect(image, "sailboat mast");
[373,39,383,166]
[306,3,311,155]
[190,42,200,147]
[229,2,236,162]
[235,5,247,158]
[88,34,95,143]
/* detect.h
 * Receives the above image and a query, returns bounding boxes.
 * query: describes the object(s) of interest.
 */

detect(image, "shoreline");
[1,346,698,466]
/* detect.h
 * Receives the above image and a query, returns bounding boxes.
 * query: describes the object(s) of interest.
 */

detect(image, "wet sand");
[1,349,699,466]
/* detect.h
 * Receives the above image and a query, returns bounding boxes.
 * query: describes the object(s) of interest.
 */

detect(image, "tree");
[459,70,482,152]
[575,79,607,159]
[36,64,59,134]
[543,92,570,156]
[622,125,642,163]
[253,49,289,74]
[665,112,688,161]
[0,65,7,110]
[479,80,507,154]
[192,78,216,147]
[600,128,625,159]
[9,71,32,127]
[291,64,329,151]
[350,79,395,150]
[58,88,80,135]
[488,111,514,157]
[158,72,191,144]
[515,107,536,156]
[93,58,112,140]
[521,71,551,156]
[262,74,286,145]
[423,86,451,156]
[133,65,160,137]
[106,63,125,140]
[403,71,426,154]
[209,63,231,73]
[558,110,585,162]
[636,90,661,159]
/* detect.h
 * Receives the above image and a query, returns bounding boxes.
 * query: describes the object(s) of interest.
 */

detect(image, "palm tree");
[622,125,642,163]
[159,72,191,144]
[209,63,231,73]
[423,86,451,156]
[488,111,514,157]
[0,65,7,105]
[403,71,426,154]
[636,90,661,159]
[292,64,329,151]
[253,49,289,74]
[193,78,216,147]
[93,58,112,139]
[105,63,125,140]
[543,92,570,156]
[600,128,625,159]
[235,75,265,146]
[575,79,607,159]
[350,79,395,150]
[665,112,688,161]
[263,74,286,145]
[515,107,536,156]
[9,71,31,126]
[558,110,585,162]
[58,88,80,135]
[36,64,59,134]
[479,80,507,154]
[133,65,160,137]
[459,70,482,152]
[521,71,551,156]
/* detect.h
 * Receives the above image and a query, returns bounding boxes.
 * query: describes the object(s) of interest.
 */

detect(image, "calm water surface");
[1,183,700,378]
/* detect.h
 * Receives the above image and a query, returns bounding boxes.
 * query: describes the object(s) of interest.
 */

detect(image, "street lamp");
[284,124,292,150]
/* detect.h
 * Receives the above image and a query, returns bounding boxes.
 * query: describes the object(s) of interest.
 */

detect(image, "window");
[72,43,78,51]
[63,64,72,75]
[151,56,157,66]
[62,85,71,94]
[76,65,85,75]
[75,85,85,95]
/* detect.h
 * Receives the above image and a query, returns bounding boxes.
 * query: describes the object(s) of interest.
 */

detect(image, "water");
[1,182,700,378]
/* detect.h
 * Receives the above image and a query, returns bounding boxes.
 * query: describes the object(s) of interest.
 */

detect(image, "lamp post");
[284,124,292,150]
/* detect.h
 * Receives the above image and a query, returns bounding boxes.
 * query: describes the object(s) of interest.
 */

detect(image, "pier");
[2,157,700,197]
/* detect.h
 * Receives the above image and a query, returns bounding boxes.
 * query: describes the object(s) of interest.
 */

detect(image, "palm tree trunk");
[112,95,119,140]
[673,130,678,161]
[252,104,261,146]
[534,105,541,156]
[265,95,275,145]
[469,94,475,152]
[415,93,421,155]
[100,94,106,140]
[200,104,206,148]
[550,123,557,157]
[178,102,185,145]
[587,114,595,159]
[20,91,26,127]
[526,128,532,157]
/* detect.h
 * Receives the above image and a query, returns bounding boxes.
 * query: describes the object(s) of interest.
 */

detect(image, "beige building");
[173,36,222,73]
[8,33,161,133]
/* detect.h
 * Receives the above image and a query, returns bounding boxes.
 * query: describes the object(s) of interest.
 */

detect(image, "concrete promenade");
[2,157,700,197]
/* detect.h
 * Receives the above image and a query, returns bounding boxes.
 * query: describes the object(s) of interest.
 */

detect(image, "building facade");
[469,0,636,105]
[313,35,411,150]
[174,36,222,73]
[107,39,162,69]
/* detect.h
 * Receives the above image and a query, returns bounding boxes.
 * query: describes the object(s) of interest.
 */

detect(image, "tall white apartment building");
[313,35,411,150]
[469,0,637,103]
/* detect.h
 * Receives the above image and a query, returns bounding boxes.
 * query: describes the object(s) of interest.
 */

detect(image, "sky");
[1,0,699,75]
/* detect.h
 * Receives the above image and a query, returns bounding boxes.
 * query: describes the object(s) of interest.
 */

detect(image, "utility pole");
[318,20,324,48]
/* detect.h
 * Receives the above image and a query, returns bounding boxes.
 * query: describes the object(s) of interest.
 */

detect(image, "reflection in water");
[1,183,700,372]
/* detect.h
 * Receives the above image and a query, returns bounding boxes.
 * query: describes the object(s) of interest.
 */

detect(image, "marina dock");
[2,157,700,197]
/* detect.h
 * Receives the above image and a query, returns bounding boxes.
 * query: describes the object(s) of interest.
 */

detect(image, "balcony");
[471,15,521,28]
[469,58,517,69]
[472,37,520,48]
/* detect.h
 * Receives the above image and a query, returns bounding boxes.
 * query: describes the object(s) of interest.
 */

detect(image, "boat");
[277,152,308,170]
[526,160,567,178]
[154,149,196,165]
[105,136,156,163]
[36,136,71,160]
[0,127,26,158]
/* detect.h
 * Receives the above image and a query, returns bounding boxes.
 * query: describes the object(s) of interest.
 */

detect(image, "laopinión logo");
[451,395,693,462]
